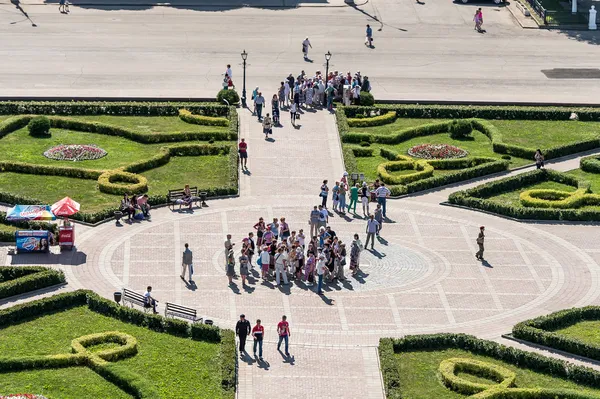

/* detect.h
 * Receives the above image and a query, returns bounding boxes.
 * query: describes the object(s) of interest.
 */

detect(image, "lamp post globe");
[241,50,248,108]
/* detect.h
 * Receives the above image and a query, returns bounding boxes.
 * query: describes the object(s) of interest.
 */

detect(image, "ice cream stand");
[6,205,56,254]
[51,197,80,251]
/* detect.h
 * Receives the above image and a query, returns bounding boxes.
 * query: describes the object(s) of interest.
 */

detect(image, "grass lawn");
[69,115,228,135]
[554,320,600,346]
[0,306,223,399]
[349,118,448,135]
[395,348,600,398]
[493,120,600,149]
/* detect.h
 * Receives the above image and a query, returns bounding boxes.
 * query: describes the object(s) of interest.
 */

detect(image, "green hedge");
[347,111,396,127]
[439,357,515,395]
[98,170,149,196]
[178,109,229,127]
[581,155,600,174]
[351,147,374,157]
[448,169,600,221]
[219,329,236,398]
[380,333,600,399]
[513,306,600,362]
[343,104,600,121]
[0,266,65,300]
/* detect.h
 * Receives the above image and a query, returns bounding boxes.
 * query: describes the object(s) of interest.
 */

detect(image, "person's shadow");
[184,280,197,291]
[229,282,241,294]
[257,358,270,370]
[481,259,493,268]
[278,349,295,365]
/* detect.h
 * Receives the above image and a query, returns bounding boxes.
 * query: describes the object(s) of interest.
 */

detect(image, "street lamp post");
[325,51,332,108]
[241,50,248,108]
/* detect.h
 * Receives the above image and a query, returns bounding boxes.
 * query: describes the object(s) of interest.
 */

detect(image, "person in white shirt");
[316,254,327,295]
[143,286,158,314]
[226,64,233,80]
[297,229,306,249]
[302,37,312,60]
[365,214,380,250]
[274,247,289,286]
[260,247,271,280]
[375,183,391,218]
[352,85,361,105]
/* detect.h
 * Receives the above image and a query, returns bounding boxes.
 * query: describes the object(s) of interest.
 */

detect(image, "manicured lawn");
[484,180,576,208]
[70,115,228,135]
[493,120,600,149]
[568,168,600,193]
[349,118,448,135]
[395,348,600,398]
[0,306,223,399]
[555,320,600,346]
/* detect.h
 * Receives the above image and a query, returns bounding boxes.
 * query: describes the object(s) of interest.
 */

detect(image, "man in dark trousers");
[236,314,251,358]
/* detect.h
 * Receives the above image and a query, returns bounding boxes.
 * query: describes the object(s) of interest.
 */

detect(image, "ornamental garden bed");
[513,307,600,363]
[0,266,65,300]
[0,102,239,224]
[379,333,600,399]
[449,155,600,221]
[338,105,600,196]
[0,290,235,399]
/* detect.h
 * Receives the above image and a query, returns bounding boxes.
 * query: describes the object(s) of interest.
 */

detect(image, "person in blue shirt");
[365,24,373,47]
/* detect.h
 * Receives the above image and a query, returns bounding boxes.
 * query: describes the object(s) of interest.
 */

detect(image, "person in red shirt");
[238,138,248,170]
[252,319,264,361]
[277,315,291,356]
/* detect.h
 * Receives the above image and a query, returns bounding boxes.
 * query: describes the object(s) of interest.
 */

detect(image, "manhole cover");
[542,68,600,79]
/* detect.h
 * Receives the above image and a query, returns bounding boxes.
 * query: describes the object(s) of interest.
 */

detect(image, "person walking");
[181,243,193,283]
[325,83,335,111]
[374,204,383,236]
[360,182,370,216]
[290,102,298,125]
[375,183,391,218]
[272,95,280,125]
[236,314,251,358]
[255,92,265,120]
[238,138,248,169]
[320,180,329,208]
[274,247,289,286]
[365,214,379,250]
[252,319,264,361]
[226,249,236,285]
[310,206,321,238]
[302,37,312,60]
[365,24,373,47]
[251,87,259,115]
[350,234,363,276]
[474,8,483,32]
[226,64,233,80]
[348,183,359,214]
[476,226,485,261]
[262,113,273,139]
[534,149,545,169]
[332,181,340,212]
[239,250,250,287]
[277,315,291,356]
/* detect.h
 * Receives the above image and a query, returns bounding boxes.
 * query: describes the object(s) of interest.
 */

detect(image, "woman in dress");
[239,249,249,287]
[226,249,236,285]
[350,234,363,276]
[306,83,314,109]
[262,113,273,140]
[253,217,266,247]
[272,95,280,125]
[305,252,315,283]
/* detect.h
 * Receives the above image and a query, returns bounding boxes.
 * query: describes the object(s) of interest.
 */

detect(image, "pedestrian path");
[3,107,600,399]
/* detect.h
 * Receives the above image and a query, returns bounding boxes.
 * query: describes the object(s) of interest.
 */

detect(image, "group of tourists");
[119,193,151,222]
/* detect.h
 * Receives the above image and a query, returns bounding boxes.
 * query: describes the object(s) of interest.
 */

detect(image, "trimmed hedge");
[439,357,515,395]
[347,111,396,127]
[351,147,374,157]
[0,266,65,300]
[178,109,229,127]
[98,170,149,196]
[449,119,473,139]
[581,155,600,174]
[513,306,600,362]
[448,169,600,221]
[519,188,600,209]
[217,89,240,106]
[27,116,51,137]
[0,290,236,398]
[473,388,600,399]
[378,158,434,185]
[379,333,600,399]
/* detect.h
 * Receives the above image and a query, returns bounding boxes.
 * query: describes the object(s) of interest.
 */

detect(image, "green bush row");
[178,109,229,127]
[219,329,236,398]
[347,111,396,127]
[98,170,149,196]
[0,267,65,300]
[439,357,515,395]
[448,169,600,221]
[513,306,600,362]
[342,120,449,145]
[473,388,600,399]
[519,188,600,209]
[351,147,374,157]
[581,155,600,174]
[343,104,600,121]
[379,333,600,399]
[0,101,230,117]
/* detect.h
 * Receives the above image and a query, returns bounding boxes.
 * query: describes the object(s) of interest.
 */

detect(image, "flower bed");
[408,143,468,159]
[43,144,107,161]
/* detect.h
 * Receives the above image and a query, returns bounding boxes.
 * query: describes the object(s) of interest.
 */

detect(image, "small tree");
[449,119,473,139]
[28,116,51,137]
[359,92,375,106]
[217,89,240,105]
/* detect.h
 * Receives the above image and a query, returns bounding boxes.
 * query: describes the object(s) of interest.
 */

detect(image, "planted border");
[448,169,600,221]
[0,266,65,300]
[0,289,236,399]
[513,306,600,362]
[379,333,600,399]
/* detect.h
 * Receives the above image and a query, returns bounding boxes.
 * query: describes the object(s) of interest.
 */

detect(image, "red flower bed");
[43,144,107,161]
[408,144,467,159]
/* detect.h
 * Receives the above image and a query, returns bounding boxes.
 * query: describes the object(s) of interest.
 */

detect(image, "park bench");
[168,186,200,210]
[164,302,203,323]
[122,288,151,313]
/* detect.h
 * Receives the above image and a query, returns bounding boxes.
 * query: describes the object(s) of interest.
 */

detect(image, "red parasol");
[51,197,81,217]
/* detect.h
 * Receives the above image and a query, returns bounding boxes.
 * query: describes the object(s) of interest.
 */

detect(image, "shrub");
[359,92,374,106]
[581,155,600,174]
[220,329,236,397]
[347,111,396,127]
[359,141,371,147]
[449,119,473,139]
[0,267,66,300]
[27,116,51,137]
[178,109,229,127]
[352,147,373,157]
[97,170,148,195]
[378,159,434,185]
[501,155,512,160]
[217,89,240,105]
[191,322,221,343]
[378,338,402,399]
[439,357,515,395]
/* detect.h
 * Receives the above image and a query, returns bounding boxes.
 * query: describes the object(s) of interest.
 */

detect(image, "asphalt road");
[0,0,599,103]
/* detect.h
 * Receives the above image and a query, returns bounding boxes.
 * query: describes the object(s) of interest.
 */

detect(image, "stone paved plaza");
[3,108,600,398]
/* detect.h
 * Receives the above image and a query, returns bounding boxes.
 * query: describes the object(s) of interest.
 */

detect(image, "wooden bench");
[122,288,151,313]
[168,186,200,210]
[164,302,203,323]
